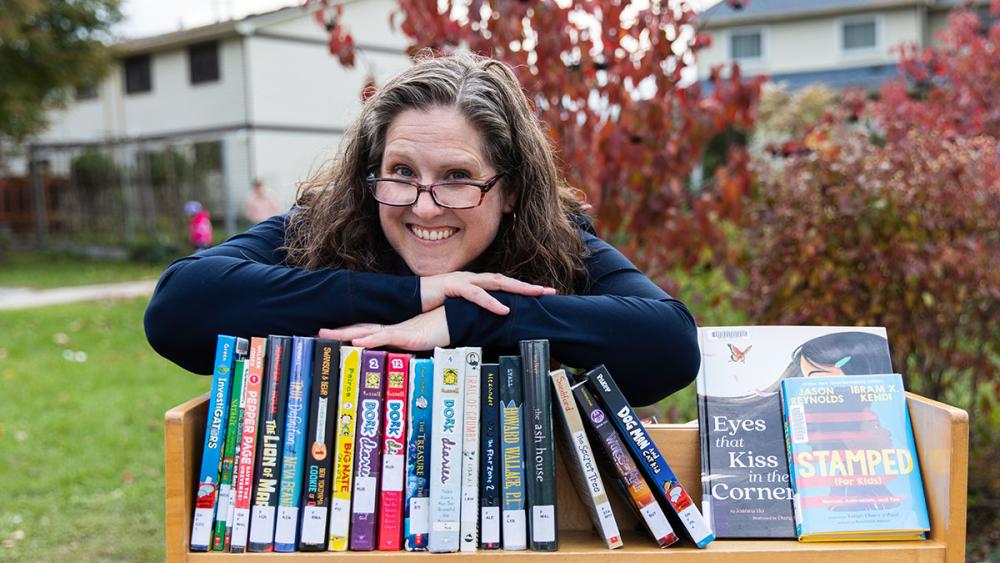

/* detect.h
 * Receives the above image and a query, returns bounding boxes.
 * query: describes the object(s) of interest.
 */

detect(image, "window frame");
[727,25,767,66]
[188,41,221,85]
[837,14,884,57]
[123,54,153,95]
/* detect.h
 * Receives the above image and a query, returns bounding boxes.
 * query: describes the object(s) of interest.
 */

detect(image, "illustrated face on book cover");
[378,106,516,277]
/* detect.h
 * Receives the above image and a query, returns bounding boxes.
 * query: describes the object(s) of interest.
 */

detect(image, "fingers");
[459,284,511,315]
[318,324,382,341]
[471,272,556,296]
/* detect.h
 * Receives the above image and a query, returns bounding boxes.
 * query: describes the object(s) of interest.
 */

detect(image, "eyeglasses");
[366,173,504,209]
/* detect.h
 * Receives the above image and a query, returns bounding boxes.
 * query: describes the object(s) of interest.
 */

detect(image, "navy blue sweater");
[144,214,700,406]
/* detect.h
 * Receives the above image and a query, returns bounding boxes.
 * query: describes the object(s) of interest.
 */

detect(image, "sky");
[117,0,722,39]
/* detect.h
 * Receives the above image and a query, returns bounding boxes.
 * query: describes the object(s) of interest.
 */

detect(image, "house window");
[124,55,152,94]
[841,18,878,52]
[730,29,763,61]
[75,83,99,101]
[189,41,220,84]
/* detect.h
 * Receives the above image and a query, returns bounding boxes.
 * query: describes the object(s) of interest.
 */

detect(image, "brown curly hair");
[284,52,588,293]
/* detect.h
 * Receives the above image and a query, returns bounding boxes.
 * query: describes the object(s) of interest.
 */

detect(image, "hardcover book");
[428,347,465,553]
[211,356,247,550]
[328,346,363,551]
[404,358,434,551]
[274,336,314,551]
[572,381,677,548]
[248,335,292,552]
[585,364,715,548]
[299,338,341,551]
[479,363,502,550]
[460,347,482,552]
[230,337,267,553]
[696,326,891,538]
[378,353,410,550]
[550,369,623,549]
[191,335,244,551]
[520,339,558,551]
[498,355,527,551]
[350,349,387,550]
[781,373,929,541]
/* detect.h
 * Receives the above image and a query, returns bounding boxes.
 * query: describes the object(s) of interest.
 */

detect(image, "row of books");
[190,335,716,553]
[696,326,930,542]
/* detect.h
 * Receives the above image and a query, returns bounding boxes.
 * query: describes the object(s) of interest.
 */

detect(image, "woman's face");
[378,106,515,276]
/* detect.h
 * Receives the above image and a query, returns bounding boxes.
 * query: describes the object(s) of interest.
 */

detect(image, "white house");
[32,0,409,234]
[696,0,992,91]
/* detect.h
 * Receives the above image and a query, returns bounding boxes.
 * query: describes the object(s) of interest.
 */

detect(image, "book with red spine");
[229,337,267,553]
[377,353,410,550]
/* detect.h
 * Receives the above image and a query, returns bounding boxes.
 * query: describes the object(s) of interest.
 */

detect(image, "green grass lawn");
[0,297,207,561]
[0,253,169,289]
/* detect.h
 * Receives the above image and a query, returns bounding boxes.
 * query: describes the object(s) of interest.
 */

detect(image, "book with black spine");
[584,364,715,548]
[479,363,502,550]
[498,355,527,551]
[520,339,558,551]
[298,338,341,550]
[274,336,314,552]
[572,381,678,548]
[550,368,623,549]
[248,335,293,552]
[350,349,387,550]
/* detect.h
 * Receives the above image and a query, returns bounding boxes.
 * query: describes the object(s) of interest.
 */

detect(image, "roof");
[114,3,308,56]
[699,0,923,28]
[699,63,900,93]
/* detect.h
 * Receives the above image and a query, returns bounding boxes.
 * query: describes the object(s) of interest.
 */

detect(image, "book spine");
[378,353,410,550]
[403,358,433,551]
[520,339,558,551]
[550,369,623,549]
[248,335,292,552]
[328,346,362,551]
[572,381,678,548]
[460,348,482,552]
[428,347,465,553]
[190,334,238,552]
[584,364,715,548]
[211,356,247,550]
[221,359,248,551]
[298,338,341,551]
[499,355,527,551]
[230,337,267,553]
[479,363,502,550]
[779,380,804,538]
[274,336,314,552]
[694,328,715,535]
[350,349,386,550]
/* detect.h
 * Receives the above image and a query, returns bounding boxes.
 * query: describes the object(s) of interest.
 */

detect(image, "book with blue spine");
[299,338,341,550]
[499,355,527,551]
[781,373,930,541]
[404,358,434,551]
[428,347,465,553]
[273,336,314,551]
[190,335,245,551]
[479,363,502,550]
[378,353,410,550]
[350,349,387,550]
[584,364,715,548]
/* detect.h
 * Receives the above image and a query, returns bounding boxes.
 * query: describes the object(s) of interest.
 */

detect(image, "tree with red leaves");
[311,0,763,288]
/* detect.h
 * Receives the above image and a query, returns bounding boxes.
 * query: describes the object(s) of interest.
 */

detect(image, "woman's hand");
[318,306,450,351]
[420,271,556,314]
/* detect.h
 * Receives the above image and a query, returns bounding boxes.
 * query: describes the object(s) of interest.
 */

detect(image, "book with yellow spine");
[327,346,362,551]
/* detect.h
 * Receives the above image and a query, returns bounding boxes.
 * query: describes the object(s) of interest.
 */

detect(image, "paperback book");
[520,340,558,551]
[428,347,465,553]
[479,363,502,550]
[274,336,314,551]
[781,373,929,541]
[211,355,247,550]
[328,346,362,551]
[404,358,434,551]
[696,326,891,538]
[230,337,267,553]
[378,353,410,550]
[350,349,387,550]
[499,355,527,551]
[299,339,341,550]
[460,348,482,552]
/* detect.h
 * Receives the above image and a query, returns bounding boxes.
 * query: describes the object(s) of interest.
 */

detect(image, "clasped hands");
[318,272,556,351]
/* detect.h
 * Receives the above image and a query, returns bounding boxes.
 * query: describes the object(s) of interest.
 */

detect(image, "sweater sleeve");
[144,214,422,375]
[443,231,700,406]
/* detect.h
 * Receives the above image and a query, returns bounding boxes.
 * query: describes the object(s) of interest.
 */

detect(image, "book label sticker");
[481,507,500,544]
[532,505,556,542]
[190,508,213,548]
[383,453,404,489]
[330,497,351,533]
[274,506,297,544]
[642,503,673,541]
[409,498,429,535]
[249,505,275,544]
[503,510,526,547]
[354,476,377,513]
[300,506,327,545]
[433,521,459,532]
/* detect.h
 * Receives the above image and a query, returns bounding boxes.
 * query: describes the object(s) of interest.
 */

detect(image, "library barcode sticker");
[709,328,749,339]
[481,506,500,543]
[409,497,429,534]
[300,505,328,545]
[531,505,556,542]
[248,505,275,544]
[789,404,808,443]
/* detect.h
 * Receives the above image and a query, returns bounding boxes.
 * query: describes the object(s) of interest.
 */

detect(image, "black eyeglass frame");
[366,173,504,209]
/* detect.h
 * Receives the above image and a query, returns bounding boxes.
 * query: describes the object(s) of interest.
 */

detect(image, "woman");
[144,53,699,406]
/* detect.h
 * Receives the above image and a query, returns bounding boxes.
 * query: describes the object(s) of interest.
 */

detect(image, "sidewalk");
[0,280,157,311]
